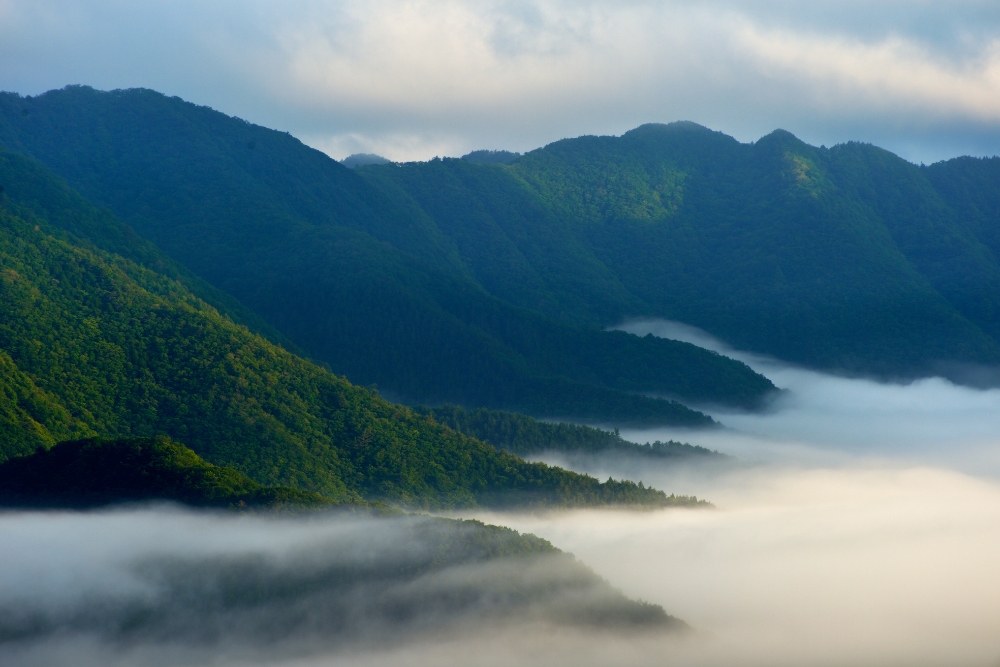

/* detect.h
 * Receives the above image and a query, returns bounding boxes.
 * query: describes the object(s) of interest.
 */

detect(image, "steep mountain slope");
[5,86,996,381]
[0,155,693,509]
[922,156,1000,341]
[0,86,775,421]
[366,123,1000,376]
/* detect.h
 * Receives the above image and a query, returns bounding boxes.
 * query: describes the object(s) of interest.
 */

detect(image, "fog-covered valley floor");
[458,319,1000,666]
[3,320,999,666]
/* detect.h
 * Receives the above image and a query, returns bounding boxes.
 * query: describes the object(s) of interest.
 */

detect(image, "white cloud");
[1,1,999,162]
[735,23,1000,122]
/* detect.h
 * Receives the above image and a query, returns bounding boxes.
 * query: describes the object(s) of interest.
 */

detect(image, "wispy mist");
[462,465,1000,667]
[0,509,677,667]
[434,318,1000,666]
[614,319,1000,476]
[4,322,999,666]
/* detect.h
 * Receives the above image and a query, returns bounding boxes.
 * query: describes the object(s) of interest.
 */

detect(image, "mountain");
[0,85,775,423]
[361,124,1000,377]
[416,404,722,460]
[8,87,995,382]
[0,436,337,510]
[0,149,697,510]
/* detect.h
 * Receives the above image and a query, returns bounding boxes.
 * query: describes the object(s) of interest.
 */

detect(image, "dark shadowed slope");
[5,87,997,381]
[362,123,1000,378]
[0,86,774,421]
[0,436,335,510]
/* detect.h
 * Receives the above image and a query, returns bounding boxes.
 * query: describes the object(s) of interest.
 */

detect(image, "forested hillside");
[365,124,1000,377]
[0,153,698,509]
[4,86,993,392]
[417,405,721,459]
[0,86,774,422]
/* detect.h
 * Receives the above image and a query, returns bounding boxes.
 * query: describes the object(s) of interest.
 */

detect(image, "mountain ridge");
[0,85,778,422]
[0,151,702,510]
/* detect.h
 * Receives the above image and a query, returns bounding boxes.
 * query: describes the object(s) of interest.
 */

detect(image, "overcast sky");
[2,0,999,163]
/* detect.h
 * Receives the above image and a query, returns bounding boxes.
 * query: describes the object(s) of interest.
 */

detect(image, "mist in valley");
[471,319,1000,666]
[3,319,999,666]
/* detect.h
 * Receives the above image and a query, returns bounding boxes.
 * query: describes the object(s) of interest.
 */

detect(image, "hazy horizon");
[2,1,999,164]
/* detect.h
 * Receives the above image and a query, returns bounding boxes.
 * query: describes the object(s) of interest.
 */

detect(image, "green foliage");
[0,86,774,422]
[6,87,1000,382]
[498,125,1000,375]
[355,124,1000,377]
[418,404,722,459]
[922,156,1000,342]
[0,436,335,510]
[340,153,390,168]
[0,350,90,461]
[0,172,689,509]
[0,144,296,353]
[462,149,522,164]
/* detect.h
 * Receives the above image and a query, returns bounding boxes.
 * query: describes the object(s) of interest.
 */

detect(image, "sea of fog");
[2,319,999,666]
[613,318,1000,476]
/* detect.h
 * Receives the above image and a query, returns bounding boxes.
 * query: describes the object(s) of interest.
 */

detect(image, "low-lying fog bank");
[435,318,1000,666]
[456,465,1000,667]
[614,318,1000,476]
[0,510,676,667]
[5,320,998,667]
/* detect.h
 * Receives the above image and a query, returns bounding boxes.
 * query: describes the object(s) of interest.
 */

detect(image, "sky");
[2,0,1000,163]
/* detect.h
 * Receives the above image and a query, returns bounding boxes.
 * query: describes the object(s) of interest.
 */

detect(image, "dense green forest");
[0,153,702,510]
[362,125,1000,377]
[5,87,996,384]
[0,86,775,424]
[417,405,721,459]
[0,436,339,510]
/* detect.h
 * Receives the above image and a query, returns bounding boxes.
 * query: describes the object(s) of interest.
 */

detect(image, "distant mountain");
[0,150,694,510]
[361,123,1000,378]
[341,152,391,168]
[0,86,776,423]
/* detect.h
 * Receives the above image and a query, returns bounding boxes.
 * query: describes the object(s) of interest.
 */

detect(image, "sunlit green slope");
[0,153,693,509]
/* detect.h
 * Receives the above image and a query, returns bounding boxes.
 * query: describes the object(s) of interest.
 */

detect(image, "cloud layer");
[613,318,1000,476]
[2,1,999,161]
[2,322,999,666]
[0,510,676,666]
[464,465,1000,667]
